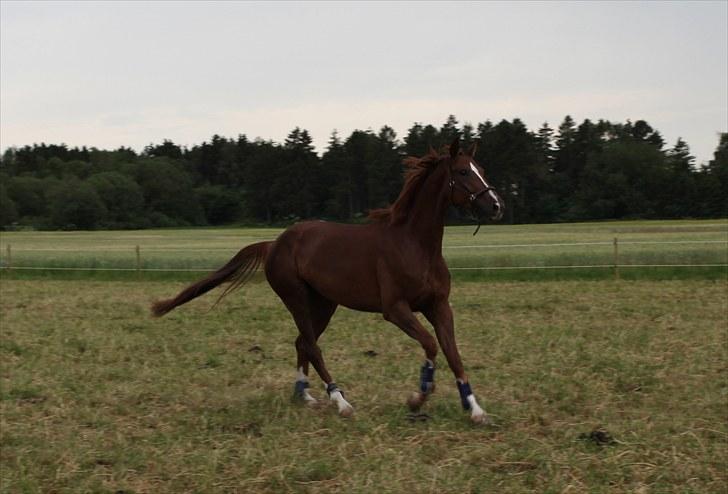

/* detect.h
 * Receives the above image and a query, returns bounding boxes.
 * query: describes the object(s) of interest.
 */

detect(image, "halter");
[447,160,497,235]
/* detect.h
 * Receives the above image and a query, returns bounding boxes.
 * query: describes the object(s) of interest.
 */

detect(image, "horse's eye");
[459,169,468,176]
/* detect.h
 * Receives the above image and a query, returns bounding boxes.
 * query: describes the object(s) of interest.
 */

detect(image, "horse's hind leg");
[268,268,351,416]
[290,292,351,416]
[293,295,337,406]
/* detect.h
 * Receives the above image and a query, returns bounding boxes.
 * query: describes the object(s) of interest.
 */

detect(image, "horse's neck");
[403,166,449,257]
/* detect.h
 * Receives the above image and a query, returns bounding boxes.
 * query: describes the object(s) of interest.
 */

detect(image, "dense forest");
[0,115,726,230]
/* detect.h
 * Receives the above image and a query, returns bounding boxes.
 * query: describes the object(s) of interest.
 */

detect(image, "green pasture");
[1,279,726,492]
[0,219,726,281]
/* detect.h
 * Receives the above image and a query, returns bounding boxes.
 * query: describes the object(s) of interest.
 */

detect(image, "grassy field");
[1,278,726,493]
[0,219,726,281]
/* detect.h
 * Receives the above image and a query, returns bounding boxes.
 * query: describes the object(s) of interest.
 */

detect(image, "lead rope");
[472,220,481,236]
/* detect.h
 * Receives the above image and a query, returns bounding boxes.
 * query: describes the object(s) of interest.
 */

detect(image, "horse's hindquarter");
[273,221,384,312]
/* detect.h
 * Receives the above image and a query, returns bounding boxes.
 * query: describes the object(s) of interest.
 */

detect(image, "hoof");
[470,412,494,426]
[303,397,319,407]
[407,392,426,411]
[293,391,318,406]
[327,386,353,417]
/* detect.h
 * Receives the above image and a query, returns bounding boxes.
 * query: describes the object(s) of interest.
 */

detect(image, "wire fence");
[2,238,726,279]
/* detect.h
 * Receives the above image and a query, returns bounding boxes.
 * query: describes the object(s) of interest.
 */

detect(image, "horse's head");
[445,139,504,222]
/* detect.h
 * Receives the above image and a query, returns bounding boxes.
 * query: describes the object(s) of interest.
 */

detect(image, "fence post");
[613,237,619,280]
[135,245,141,279]
[5,244,10,272]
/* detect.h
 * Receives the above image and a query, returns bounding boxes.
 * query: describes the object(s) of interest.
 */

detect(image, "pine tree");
[697,133,728,216]
[461,123,476,149]
[321,130,349,219]
[667,138,694,174]
[440,115,460,144]
[535,122,554,165]
[368,126,403,210]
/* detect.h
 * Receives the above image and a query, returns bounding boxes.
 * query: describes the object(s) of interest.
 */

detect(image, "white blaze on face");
[470,162,500,205]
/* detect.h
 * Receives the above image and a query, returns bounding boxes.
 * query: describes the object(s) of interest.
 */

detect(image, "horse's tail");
[151,241,273,317]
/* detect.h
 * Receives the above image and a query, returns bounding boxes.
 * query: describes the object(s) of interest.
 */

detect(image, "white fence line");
[4,264,727,273]
[5,266,212,272]
[446,240,727,249]
[449,264,728,271]
[1,238,726,276]
[5,239,726,252]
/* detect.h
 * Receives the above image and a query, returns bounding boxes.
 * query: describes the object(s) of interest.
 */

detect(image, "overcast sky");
[1,1,726,164]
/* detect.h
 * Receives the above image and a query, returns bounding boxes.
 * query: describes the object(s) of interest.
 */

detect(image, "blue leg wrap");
[293,379,309,398]
[419,361,435,394]
[457,381,473,410]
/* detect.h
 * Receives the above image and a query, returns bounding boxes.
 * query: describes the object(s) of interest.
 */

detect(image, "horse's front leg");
[423,299,492,425]
[382,301,439,411]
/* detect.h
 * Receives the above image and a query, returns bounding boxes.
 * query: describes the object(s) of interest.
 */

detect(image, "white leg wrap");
[466,394,486,420]
[325,383,354,417]
[294,367,317,404]
[296,367,308,382]
[329,390,353,414]
[302,388,316,403]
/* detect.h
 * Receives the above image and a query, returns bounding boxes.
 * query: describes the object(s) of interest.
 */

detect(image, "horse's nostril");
[493,202,500,211]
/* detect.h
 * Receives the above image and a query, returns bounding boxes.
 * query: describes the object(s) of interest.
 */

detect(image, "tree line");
[0,115,725,230]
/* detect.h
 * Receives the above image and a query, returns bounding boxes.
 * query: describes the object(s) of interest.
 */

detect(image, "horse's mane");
[368,149,443,225]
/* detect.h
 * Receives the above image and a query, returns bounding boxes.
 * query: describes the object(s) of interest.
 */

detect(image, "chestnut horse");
[151,139,504,424]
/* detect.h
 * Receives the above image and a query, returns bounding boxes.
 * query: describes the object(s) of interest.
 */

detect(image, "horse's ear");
[466,142,477,157]
[449,138,460,158]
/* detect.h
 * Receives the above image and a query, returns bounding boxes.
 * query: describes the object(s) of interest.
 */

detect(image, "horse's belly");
[301,261,382,312]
